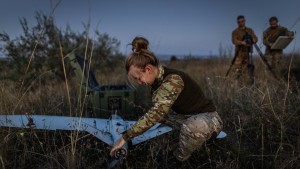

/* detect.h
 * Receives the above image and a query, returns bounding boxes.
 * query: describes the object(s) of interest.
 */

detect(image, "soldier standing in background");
[263,16,294,77]
[231,15,258,86]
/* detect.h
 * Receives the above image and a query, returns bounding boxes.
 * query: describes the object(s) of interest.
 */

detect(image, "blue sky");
[0,0,299,56]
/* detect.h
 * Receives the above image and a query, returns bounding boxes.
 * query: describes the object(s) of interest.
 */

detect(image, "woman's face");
[128,65,157,85]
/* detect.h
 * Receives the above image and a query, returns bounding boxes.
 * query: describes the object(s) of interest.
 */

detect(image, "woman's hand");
[110,137,126,156]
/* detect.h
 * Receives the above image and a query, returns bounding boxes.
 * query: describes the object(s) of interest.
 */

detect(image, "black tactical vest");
[151,66,216,114]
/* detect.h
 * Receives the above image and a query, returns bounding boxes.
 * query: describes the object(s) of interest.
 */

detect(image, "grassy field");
[0,54,300,169]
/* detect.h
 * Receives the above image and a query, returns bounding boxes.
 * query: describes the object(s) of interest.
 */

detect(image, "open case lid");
[271,36,294,50]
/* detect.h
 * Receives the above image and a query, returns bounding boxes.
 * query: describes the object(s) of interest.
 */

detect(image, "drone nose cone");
[114,147,127,160]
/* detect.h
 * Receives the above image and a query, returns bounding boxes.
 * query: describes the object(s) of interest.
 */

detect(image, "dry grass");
[0,55,300,169]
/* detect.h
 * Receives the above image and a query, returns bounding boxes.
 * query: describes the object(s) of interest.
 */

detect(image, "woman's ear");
[144,64,153,74]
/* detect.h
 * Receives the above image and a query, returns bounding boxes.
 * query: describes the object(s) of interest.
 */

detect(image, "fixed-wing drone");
[0,113,174,168]
[0,51,227,168]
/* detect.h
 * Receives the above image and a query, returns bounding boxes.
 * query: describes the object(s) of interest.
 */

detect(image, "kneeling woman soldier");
[110,37,223,161]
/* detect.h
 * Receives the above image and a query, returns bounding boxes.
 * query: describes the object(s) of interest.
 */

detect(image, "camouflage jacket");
[232,27,258,53]
[263,26,290,53]
[122,65,184,141]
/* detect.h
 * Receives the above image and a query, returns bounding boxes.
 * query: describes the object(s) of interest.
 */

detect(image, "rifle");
[253,44,279,80]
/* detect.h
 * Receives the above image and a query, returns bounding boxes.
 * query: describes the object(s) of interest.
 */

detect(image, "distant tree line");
[0,11,124,83]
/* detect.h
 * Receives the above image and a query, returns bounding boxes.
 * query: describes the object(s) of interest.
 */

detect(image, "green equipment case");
[65,51,135,118]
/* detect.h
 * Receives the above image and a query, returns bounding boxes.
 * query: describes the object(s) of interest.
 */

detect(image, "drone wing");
[0,115,114,145]
[124,121,173,145]
[0,114,222,147]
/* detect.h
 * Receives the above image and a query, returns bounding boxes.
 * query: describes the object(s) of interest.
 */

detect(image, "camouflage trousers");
[166,111,223,161]
[231,52,251,86]
[265,50,286,78]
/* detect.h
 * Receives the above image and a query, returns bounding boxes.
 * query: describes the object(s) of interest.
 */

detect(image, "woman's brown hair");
[125,37,159,73]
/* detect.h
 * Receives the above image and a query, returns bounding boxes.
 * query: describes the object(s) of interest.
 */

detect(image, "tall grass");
[0,54,300,168]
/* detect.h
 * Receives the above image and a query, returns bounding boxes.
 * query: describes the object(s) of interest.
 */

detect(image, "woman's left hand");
[110,137,126,156]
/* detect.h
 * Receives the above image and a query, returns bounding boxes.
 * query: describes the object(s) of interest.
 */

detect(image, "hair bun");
[131,36,149,52]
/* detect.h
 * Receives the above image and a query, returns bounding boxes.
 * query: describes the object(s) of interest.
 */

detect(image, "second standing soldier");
[263,16,294,78]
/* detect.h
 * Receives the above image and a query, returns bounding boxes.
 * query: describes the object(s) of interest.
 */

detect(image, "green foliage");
[0,11,124,88]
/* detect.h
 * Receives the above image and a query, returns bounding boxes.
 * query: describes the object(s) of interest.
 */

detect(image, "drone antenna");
[289,16,300,30]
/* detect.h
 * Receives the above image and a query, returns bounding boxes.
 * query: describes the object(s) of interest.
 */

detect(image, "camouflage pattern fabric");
[122,66,184,141]
[263,26,289,47]
[265,50,284,74]
[231,27,257,86]
[232,27,257,50]
[122,65,223,162]
[231,51,250,86]
[263,26,290,77]
[173,111,223,161]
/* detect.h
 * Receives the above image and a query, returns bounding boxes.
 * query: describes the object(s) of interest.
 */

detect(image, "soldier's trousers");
[231,52,250,86]
[266,51,285,76]
[170,111,223,161]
